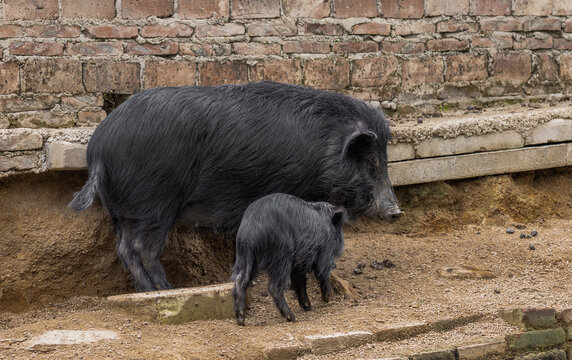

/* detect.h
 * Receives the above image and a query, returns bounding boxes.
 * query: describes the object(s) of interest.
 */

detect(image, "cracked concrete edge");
[263,313,488,358]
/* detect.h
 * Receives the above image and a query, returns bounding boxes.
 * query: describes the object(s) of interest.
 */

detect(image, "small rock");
[370,259,395,270]
[529,244,536,251]
[494,289,501,294]
[353,268,363,275]
[506,228,515,234]
[417,118,423,124]
[526,235,531,239]
[520,233,526,239]
[515,224,526,229]
[531,230,538,237]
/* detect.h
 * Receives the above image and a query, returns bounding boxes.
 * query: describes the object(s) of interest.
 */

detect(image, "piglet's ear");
[331,206,348,228]
[342,130,377,157]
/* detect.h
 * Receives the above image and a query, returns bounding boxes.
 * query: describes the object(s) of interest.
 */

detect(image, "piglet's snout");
[380,206,403,223]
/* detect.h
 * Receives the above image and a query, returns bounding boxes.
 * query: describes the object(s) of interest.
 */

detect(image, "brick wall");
[0,0,571,128]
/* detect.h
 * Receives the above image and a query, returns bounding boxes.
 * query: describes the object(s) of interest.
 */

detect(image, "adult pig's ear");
[331,206,348,228]
[342,130,377,158]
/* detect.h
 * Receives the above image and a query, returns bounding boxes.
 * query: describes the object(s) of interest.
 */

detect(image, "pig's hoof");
[285,313,297,322]
[302,302,312,311]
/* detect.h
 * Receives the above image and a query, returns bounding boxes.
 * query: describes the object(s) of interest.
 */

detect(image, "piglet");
[232,193,348,326]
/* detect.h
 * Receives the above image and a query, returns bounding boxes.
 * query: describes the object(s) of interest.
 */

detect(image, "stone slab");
[389,144,568,186]
[0,154,38,172]
[388,143,415,162]
[568,143,572,166]
[410,349,455,360]
[457,339,506,360]
[375,322,430,341]
[25,330,118,350]
[506,328,566,351]
[416,131,524,158]
[525,119,572,145]
[46,141,87,170]
[515,349,567,360]
[304,331,374,355]
[107,283,236,324]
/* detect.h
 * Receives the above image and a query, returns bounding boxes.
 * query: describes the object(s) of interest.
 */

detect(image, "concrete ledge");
[1,105,571,184]
[106,283,236,324]
[389,144,568,186]
[304,331,374,355]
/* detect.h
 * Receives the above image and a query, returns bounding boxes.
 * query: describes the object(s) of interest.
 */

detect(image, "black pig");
[232,193,348,325]
[69,81,402,292]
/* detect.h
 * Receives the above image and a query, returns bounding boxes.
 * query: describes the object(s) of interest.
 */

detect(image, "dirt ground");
[0,168,571,359]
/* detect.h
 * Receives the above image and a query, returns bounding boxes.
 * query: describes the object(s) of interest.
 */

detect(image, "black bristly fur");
[231,193,348,325]
[69,81,399,292]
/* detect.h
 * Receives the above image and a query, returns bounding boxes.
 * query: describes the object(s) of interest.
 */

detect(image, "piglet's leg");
[314,258,333,303]
[267,267,296,322]
[291,270,311,311]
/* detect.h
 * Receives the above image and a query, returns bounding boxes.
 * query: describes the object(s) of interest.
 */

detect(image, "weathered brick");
[77,109,107,126]
[480,18,523,32]
[402,57,444,87]
[198,61,248,86]
[121,0,174,19]
[382,41,425,53]
[231,0,280,19]
[470,0,511,15]
[333,42,378,53]
[515,349,567,360]
[304,331,374,355]
[352,22,391,35]
[506,328,566,351]
[61,95,104,111]
[232,42,281,55]
[427,38,469,52]
[178,0,229,19]
[26,25,81,38]
[283,41,330,54]
[561,53,572,81]
[195,23,245,37]
[426,0,469,16]
[87,26,138,39]
[0,155,38,172]
[472,35,513,49]
[4,0,58,20]
[352,56,399,87]
[437,20,478,33]
[457,340,506,360]
[0,95,56,113]
[514,0,552,15]
[0,132,43,151]
[62,0,115,19]
[494,53,532,84]
[10,108,76,128]
[250,59,303,84]
[446,54,488,82]
[0,25,23,38]
[333,0,378,18]
[282,0,330,18]
[537,54,559,82]
[0,62,20,94]
[557,309,572,324]
[67,42,123,56]
[304,57,350,90]
[179,43,231,56]
[24,59,83,93]
[554,39,572,50]
[380,0,424,18]
[83,62,140,94]
[140,23,193,37]
[514,37,553,50]
[247,23,297,37]
[394,21,435,36]
[566,20,572,32]
[299,24,344,36]
[9,41,63,56]
[523,18,561,31]
[553,0,572,15]
[126,42,179,56]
